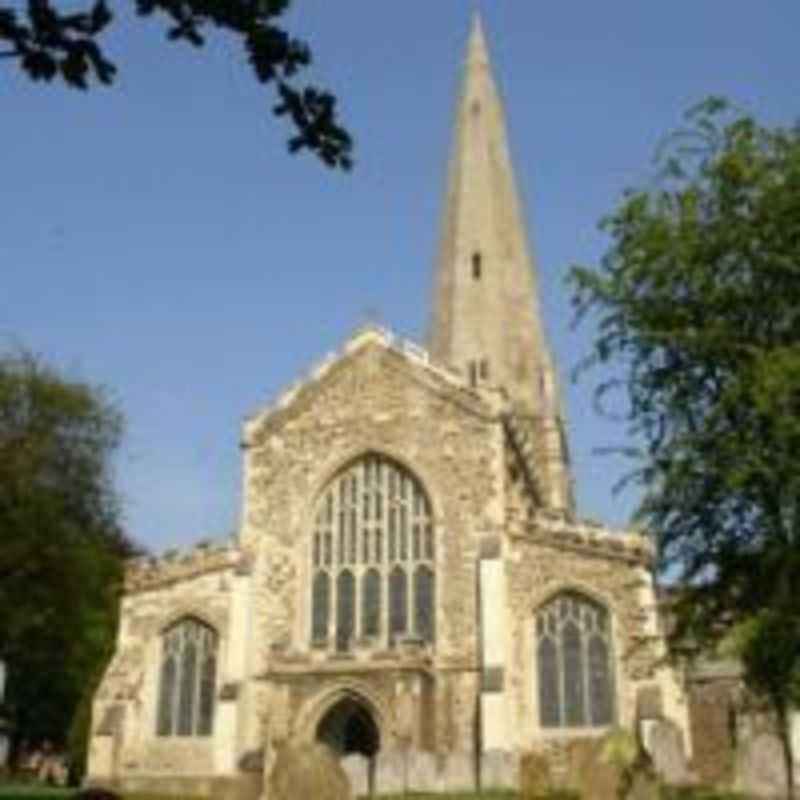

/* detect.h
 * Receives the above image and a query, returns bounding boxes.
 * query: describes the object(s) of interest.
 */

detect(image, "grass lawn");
[0,787,72,800]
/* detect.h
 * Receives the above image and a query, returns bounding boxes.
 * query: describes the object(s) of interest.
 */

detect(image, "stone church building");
[88,16,691,797]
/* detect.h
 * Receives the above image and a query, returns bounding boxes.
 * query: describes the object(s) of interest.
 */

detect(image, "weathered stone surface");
[481,749,516,790]
[519,749,551,798]
[687,672,739,786]
[440,751,475,791]
[408,751,438,792]
[573,729,662,800]
[736,732,790,798]
[637,685,664,720]
[645,719,690,785]
[373,750,406,796]
[268,742,351,800]
[340,754,369,797]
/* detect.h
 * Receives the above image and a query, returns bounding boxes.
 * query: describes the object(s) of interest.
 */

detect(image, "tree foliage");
[0,351,134,772]
[570,98,800,790]
[724,610,800,798]
[0,0,353,169]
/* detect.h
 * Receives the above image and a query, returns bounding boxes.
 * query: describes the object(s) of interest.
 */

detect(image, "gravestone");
[340,754,369,797]
[482,749,517,791]
[374,750,405,796]
[737,732,789,798]
[440,751,475,791]
[268,742,351,800]
[573,728,663,800]
[646,719,691,785]
[519,750,552,799]
[408,751,437,792]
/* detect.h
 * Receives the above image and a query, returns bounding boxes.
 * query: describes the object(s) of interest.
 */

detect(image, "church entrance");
[316,696,380,757]
[316,696,380,795]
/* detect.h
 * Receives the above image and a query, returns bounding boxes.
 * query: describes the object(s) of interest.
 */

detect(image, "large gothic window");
[157,618,218,737]
[310,454,435,650]
[535,592,615,729]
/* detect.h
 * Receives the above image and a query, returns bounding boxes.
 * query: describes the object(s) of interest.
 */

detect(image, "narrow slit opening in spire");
[472,252,482,280]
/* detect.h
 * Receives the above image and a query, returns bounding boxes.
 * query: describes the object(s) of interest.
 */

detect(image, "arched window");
[157,618,218,737]
[535,592,614,729]
[310,454,435,649]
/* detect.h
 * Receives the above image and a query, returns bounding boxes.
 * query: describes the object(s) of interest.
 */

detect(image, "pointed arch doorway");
[316,696,380,796]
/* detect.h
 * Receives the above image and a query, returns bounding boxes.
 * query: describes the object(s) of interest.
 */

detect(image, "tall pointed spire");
[429,13,552,413]
[429,15,574,511]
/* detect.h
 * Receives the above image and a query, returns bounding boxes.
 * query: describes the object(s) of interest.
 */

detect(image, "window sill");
[537,725,614,739]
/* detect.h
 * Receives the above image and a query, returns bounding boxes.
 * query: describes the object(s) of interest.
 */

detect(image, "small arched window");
[157,618,218,737]
[311,454,435,650]
[535,592,614,729]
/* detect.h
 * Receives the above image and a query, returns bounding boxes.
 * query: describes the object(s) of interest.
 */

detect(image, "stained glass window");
[535,592,614,729]
[537,637,559,728]
[310,454,435,649]
[312,571,330,643]
[336,570,355,651]
[414,566,435,643]
[362,569,381,638]
[156,656,176,736]
[389,567,408,640]
[157,618,217,737]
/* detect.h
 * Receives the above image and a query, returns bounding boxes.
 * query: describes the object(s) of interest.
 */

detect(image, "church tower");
[430,15,574,513]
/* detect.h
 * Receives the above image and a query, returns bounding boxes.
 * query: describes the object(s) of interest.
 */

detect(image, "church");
[87,16,691,797]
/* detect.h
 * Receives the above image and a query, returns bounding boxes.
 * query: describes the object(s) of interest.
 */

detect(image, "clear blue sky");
[3,2,799,552]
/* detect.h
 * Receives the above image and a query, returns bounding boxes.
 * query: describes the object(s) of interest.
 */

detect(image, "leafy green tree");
[570,98,800,793]
[724,610,800,799]
[0,0,352,169]
[0,351,135,777]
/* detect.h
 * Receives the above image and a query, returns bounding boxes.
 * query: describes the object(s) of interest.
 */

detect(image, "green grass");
[0,787,72,800]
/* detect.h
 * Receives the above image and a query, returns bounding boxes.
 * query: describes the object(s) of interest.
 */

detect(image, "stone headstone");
[374,749,405,796]
[482,749,517,791]
[440,751,475,791]
[519,749,552,799]
[268,742,351,800]
[646,719,691,785]
[636,685,664,720]
[408,751,438,792]
[737,732,789,798]
[340,754,369,797]
[574,728,663,800]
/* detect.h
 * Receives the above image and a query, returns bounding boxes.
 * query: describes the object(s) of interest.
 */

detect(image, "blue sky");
[3,1,799,552]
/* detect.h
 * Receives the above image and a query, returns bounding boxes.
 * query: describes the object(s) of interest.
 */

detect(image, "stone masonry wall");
[504,531,662,750]
[89,556,237,782]
[241,338,503,680]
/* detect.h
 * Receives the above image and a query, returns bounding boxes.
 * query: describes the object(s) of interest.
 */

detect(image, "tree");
[0,351,135,777]
[570,98,800,794]
[723,610,800,799]
[0,0,353,169]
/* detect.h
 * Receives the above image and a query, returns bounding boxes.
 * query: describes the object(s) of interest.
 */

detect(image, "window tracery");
[157,617,218,737]
[311,454,435,650]
[535,592,614,729]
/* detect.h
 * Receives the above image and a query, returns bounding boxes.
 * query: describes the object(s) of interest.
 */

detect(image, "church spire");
[429,14,552,414]
[429,15,574,511]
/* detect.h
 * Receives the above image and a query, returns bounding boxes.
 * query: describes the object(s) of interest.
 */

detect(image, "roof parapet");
[125,539,242,593]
